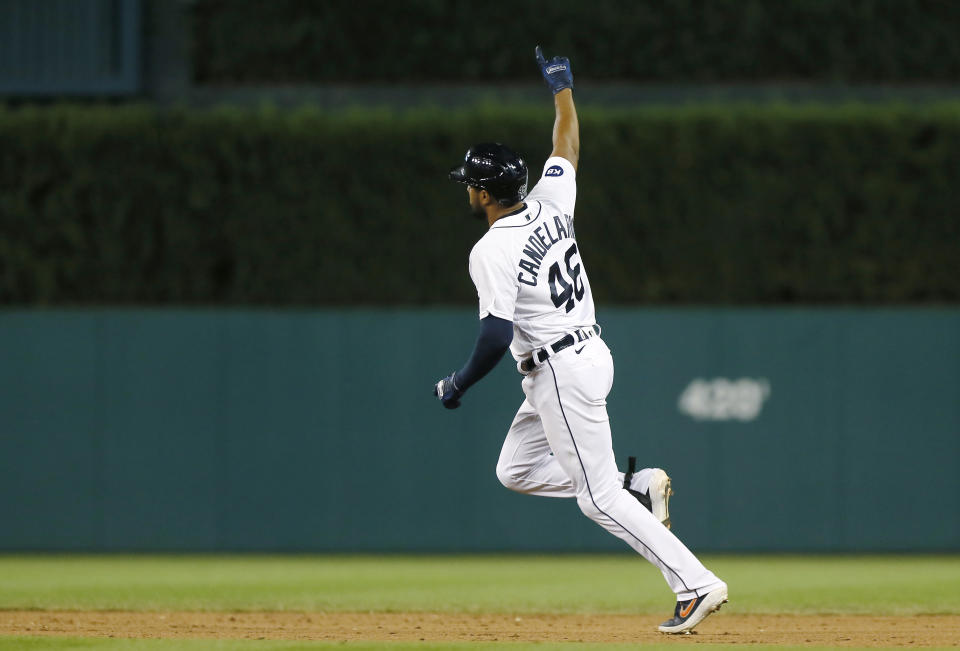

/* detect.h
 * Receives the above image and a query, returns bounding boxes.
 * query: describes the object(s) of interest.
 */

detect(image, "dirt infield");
[1,611,958,646]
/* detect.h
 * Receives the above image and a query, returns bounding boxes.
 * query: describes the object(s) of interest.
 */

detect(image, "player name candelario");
[517,212,576,286]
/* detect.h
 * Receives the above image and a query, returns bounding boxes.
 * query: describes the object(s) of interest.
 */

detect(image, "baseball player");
[433,47,728,634]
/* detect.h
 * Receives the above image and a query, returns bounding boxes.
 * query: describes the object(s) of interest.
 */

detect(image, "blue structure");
[0,0,140,96]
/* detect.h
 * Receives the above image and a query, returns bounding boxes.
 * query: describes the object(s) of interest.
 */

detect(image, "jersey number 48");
[548,243,585,313]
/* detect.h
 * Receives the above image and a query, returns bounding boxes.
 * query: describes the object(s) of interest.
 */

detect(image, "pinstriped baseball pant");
[496,336,723,600]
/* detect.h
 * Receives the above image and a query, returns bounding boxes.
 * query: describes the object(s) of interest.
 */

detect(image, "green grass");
[2,556,960,650]
[0,554,958,615]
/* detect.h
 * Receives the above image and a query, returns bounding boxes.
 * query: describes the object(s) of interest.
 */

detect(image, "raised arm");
[536,46,579,171]
[551,89,579,171]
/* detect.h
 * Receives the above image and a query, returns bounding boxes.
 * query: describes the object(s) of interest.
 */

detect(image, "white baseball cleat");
[658,582,729,634]
[647,468,673,529]
[625,465,674,528]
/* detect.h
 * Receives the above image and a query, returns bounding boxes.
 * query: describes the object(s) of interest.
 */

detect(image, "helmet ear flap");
[496,170,528,206]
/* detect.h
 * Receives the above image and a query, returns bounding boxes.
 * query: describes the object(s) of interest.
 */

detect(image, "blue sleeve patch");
[545,165,564,177]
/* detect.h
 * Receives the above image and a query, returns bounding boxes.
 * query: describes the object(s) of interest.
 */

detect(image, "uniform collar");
[490,202,541,229]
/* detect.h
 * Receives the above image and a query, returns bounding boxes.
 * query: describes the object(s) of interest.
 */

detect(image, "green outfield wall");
[1,308,958,552]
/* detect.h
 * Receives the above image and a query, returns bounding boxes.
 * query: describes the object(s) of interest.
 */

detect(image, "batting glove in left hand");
[433,372,463,409]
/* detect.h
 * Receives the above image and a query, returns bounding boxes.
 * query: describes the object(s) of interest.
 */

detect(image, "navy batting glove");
[535,45,573,94]
[433,372,463,409]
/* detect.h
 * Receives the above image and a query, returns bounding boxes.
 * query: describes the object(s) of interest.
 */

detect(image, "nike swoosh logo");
[574,346,585,354]
[679,597,698,618]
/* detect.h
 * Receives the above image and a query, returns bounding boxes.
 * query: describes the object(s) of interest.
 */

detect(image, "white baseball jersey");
[468,156,596,360]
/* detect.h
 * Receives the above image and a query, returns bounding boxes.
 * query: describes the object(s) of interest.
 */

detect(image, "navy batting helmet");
[449,142,528,206]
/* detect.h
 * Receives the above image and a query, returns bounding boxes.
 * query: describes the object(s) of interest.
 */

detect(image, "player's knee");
[591,485,625,514]
[575,484,622,521]
[496,461,521,492]
[576,494,603,521]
